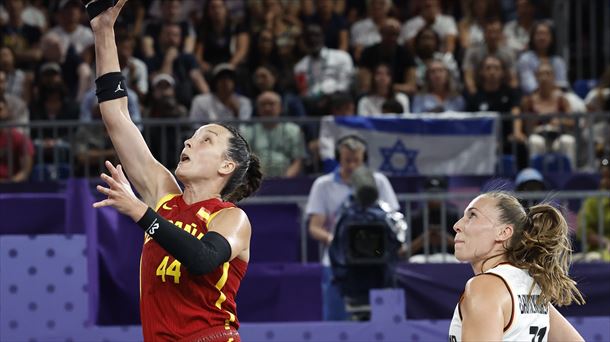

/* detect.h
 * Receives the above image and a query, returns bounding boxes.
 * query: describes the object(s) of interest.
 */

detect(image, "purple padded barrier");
[0,193,67,235]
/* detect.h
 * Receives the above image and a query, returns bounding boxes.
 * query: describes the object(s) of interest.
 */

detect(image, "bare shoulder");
[463,274,512,310]
[209,207,252,234]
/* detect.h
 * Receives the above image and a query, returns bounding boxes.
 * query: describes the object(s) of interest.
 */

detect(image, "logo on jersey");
[147,219,159,235]
[162,202,173,210]
[114,82,124,93]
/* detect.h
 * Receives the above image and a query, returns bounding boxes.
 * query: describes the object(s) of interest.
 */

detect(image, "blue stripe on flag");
[334,116,495,135]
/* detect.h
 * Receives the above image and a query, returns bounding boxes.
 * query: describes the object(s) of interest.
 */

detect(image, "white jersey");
[449,263,550,342]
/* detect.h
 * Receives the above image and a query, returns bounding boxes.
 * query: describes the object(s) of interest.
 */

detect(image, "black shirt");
[360,43,416,83]
[466,85,521,139]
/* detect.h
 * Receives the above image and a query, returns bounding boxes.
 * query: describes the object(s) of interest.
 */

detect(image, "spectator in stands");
[399,0,457,55]
[458,0,500,50]
[146,74,188,170]
[411,58,465,113]
[514,167,547,194]
[117,32,148,101]
[0,0,48,32]
[302,0,349,52]
[195,0,249,73]
[578,157,610,260]
[517,20,568,94]
[0,69,29,134]
[521,61,576,168]
[39,32,92,101]
[44,0,93,58]
[357,63,410,116]
[504,0,536,55]
[241,91,306,178]
[466,55,528,170]
[189,63,252,122]
[350,0,391,63]
[0,95,33,182]
[294,23,354,116]
[409,177,458,257]
[248,29,283,74]
[29,73,79,139]
[306,135,399,320]
[1,0,43,69]
[413,27,460,90]
[359,18,417,96]
[463,17,518,95]
[250,64,306,118]
[381,98,405,114]
[140,0,196,57]
[144,22,209,108]
[584,65,610,160]
[0,46,31,102]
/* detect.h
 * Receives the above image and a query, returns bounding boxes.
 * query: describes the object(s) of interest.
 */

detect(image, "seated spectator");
[517,20,568,94]
[247,29,283,74]
[463,17,518,95]
[0,69,29,134]
[305,135,399,320]
[1,0,43,69]
[189,63,252,122]
[294,23,354,116]
[44,0,93,58]
[413,27,460,91]
[117,32,148,101]
[195,0,249,73]
[350,0,391,62]
[578,157,610,259]
[329,91,356,116]
[521,61,575,167]
[0,0,48,32]
[584,65,610,159]
[466,55,527,170]
[458,0,500,50]
[250,64,306,118]
[241,91,306,178]
[357,63,410,116]
[0,46,31,102]
[503,0,536,55]
[399,0,457,55]
[409,177,458,257]
[144,22,209,108]
[0,95,33,182]
[140,0,196,57]
[359,18,417,95]
[411,58,465,113]
[514,167,547,192]
[302,0,349,52]
[146,74,188,169]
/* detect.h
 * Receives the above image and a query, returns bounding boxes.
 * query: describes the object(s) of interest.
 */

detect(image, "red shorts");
[180,326,240,342]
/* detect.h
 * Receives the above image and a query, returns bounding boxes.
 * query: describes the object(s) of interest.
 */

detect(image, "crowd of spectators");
[1,0,609,182]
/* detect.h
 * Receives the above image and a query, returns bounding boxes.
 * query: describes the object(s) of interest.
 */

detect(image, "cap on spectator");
[515,168,544,188]
[152,73,175,87]
[211,63,236,82]
[424,176,448,193]
[40,62,62,75]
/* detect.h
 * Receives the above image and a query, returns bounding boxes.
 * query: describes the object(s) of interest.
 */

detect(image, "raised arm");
[86,0,180,207]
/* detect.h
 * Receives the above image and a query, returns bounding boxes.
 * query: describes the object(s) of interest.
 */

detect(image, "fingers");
[93,198,113,208]
[100,172,121,189]
[115,0,128,12]
[116,164,129,183]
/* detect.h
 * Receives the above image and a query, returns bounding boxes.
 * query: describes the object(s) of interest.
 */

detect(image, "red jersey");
[140,194,248,341]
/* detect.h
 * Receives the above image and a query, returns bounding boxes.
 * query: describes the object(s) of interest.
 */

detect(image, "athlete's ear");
[219,159,236,176]
[496,224,513,243]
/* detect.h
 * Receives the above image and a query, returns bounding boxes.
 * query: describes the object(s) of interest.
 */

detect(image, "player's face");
[453,195,502,263]
[176,124,233,182]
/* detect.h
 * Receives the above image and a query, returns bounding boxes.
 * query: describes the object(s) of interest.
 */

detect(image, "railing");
[1,112,609,181]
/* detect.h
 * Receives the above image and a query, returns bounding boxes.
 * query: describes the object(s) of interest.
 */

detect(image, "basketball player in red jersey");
[83,0,262,340]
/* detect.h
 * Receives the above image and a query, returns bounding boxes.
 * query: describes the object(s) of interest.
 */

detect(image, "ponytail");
[225,154,263,203]
[486,192,585,306]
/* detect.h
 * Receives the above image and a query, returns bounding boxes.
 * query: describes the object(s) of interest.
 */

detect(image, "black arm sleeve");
[137,208,232,275]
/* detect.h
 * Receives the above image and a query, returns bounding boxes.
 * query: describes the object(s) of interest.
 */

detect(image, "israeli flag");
[319,113,499,176]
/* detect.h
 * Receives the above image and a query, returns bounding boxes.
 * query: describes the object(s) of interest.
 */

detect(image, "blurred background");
[0,0,609,341]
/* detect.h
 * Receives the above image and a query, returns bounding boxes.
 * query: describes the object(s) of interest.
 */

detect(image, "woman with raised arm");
[449,191,584,341]
[82,1,262,341]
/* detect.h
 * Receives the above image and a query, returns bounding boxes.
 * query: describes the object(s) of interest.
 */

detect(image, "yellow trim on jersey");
[214,262,237,323]
[154,194,180,212]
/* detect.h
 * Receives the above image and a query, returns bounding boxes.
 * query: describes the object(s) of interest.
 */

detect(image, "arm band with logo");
[82,0,116,21]
[137,207,232,275]
[95,72,128,103]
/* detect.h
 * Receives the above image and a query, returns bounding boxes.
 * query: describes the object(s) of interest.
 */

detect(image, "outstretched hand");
[93,160,148,221]
[84,0,128,32]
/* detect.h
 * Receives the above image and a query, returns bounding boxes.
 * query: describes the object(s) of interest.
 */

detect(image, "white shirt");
[305,169,399,266]
[121,57,149,96]
[357,93,410,116]
[294,47,354,97]
[399,15,457,46]
[189,93,252,123]
[350,18,381,48]
[504,21,530,54]
[47,25,94,56]
[449,264,549,342]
